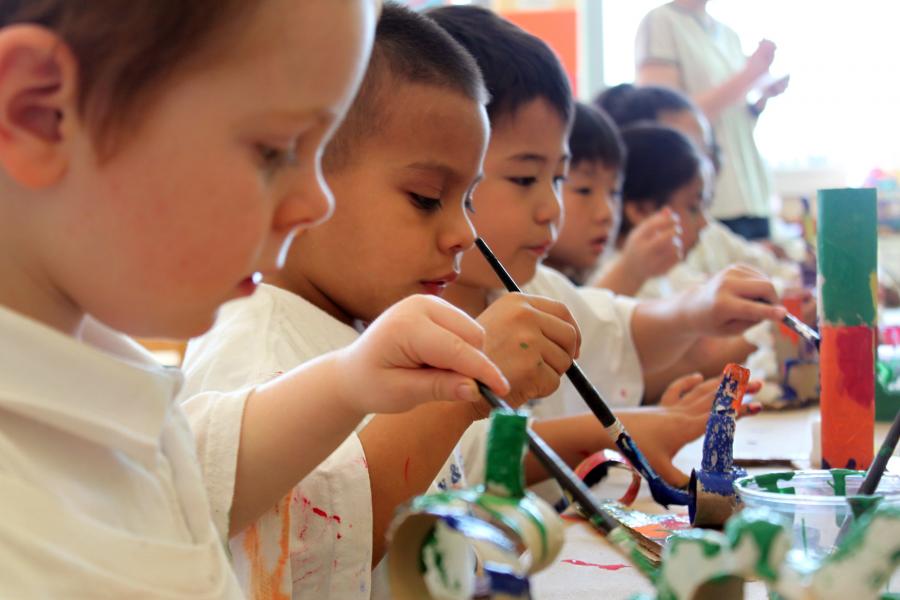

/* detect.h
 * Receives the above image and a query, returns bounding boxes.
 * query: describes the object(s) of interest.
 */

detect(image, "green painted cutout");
[484,409,528,498]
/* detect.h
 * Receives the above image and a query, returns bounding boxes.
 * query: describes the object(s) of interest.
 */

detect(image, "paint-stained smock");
[0,306,243,599]
[180,283,472,600]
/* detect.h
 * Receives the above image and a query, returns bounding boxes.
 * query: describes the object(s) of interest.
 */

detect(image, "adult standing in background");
[635,0,789,240]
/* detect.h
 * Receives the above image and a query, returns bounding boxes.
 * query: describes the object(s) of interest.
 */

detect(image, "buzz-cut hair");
[323,2,488,172]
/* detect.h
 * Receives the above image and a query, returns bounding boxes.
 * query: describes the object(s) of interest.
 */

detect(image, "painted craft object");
[688,363,749,527]
[636,503,900,600]
[387,410,564,599]
[817,188,877,469]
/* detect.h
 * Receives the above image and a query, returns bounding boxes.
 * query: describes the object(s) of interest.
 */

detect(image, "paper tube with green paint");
[386,409,563,599]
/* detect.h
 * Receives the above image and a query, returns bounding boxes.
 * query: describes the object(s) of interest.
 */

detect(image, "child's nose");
[534,185,562,225]
[442,207,477,254]
[274,162,335,234]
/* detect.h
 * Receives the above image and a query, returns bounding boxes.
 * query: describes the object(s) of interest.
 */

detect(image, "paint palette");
[735,469,900,562]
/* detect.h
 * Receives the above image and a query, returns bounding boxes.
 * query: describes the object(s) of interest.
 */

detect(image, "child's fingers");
[660,372,703,407]
[681,378,719,413]
[523,295,582,357]
[400,303,509,395]
[414,294,488,350]
[394,368,496,405]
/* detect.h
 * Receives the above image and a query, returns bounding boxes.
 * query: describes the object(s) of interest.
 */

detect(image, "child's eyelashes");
[255,143,297,171]
[574,186,593,197]
[409,192,442,212]
[507,176,538,188]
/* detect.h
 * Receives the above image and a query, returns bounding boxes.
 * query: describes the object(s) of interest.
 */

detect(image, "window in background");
[601,0,900,182]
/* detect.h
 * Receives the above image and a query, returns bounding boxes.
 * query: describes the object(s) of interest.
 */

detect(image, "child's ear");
[0,25,79,189]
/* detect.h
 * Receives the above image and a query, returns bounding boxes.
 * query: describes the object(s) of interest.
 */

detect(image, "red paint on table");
[561,559,629,571]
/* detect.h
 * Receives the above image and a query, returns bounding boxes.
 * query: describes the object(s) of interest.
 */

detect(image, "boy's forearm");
[229,353,367,536]
[593,256,646,297]
[359,402,479,564]
[641,336,756,402]
[527,409,655,485]
[630,298,698,374]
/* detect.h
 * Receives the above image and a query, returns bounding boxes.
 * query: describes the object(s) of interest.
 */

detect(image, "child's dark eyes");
[410,192,442,212]
[574,186,593,197]
[508,176,538,188]
[256,144,296,170]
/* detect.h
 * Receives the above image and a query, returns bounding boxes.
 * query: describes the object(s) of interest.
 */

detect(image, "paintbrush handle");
[860,407,900,495]
[475,238,618,429]
[476,382,618,533]
[782,312,820,349]
[475,237,690,507]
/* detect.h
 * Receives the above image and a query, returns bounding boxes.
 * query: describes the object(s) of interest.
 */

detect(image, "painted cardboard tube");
[817,188,877,470]
[689,469,740,528]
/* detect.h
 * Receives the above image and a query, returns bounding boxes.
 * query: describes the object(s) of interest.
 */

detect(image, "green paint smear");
[827,468,861,496]
[847,495,882,520]
[751,471,796,494]
[484,409,528,499]
[829,504,900,565]
[817,188,877,326]
[726,508,790,582]
[475,493,549,558]
[667,529,724,559]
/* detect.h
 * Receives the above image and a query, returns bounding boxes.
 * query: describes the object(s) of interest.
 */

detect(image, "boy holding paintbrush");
[429,5,785,477]
[181,5,723,599]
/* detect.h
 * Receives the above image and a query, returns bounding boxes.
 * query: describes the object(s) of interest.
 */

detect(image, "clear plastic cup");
[734,469,900,562]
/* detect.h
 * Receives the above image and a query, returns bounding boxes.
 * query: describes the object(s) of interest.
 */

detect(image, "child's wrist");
[320,350,371,419]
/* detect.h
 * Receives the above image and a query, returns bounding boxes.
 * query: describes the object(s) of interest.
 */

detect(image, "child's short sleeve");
[635,7,680,67]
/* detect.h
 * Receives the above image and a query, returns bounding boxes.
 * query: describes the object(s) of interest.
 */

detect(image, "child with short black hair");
[0,1,509,595]
[430,6,784,479]
[181,5,569,598]
[547,102,683,290]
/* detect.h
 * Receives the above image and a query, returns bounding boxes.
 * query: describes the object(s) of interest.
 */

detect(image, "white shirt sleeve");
[523,267,645,417]
[179,286,374,599]
[635,6,680,67]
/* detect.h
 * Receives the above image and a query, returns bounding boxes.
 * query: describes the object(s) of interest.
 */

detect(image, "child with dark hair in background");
[595,83,803,300]
[547,102,684,293]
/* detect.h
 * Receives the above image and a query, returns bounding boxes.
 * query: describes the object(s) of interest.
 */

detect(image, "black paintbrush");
[782,312,820,350]
[474,237,689,507]
[834,407,900,543]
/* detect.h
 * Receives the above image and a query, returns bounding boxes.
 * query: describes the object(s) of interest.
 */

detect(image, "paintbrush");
[476,382,657,579]
[834,407,900,544]
[474,238,689,507]
[781,312,820,350]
